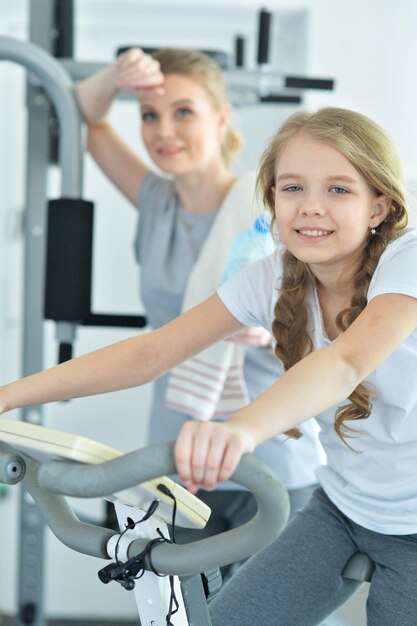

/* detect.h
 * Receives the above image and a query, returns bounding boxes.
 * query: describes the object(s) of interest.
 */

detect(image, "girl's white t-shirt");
[217,229,417,534]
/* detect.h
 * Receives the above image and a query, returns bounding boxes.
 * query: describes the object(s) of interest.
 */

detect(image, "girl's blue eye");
[141,111,157,122]
[176,107,192,118]
[330,186,348,194]
[283,185,302,192]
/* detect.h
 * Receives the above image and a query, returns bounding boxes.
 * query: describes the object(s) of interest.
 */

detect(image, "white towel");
[165,172,265,420]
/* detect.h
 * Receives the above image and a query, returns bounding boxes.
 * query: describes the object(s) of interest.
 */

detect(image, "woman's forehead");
[140,74,213,109]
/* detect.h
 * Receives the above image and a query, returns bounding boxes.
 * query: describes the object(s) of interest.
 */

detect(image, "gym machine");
[0,417,290,625]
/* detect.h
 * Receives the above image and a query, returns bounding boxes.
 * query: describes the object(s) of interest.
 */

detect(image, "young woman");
[1,105,416,624]
[73,48,322,552]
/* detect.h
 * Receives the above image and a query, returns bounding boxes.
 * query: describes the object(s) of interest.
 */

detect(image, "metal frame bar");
[0,1,83,621]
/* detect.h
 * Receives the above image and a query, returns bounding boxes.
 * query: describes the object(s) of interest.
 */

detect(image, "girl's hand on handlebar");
[174,421,255,493]
[113,48,165,97]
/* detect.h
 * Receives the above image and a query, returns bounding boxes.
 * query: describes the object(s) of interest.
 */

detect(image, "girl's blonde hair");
[152,48,242,168]
[257,107,408,444]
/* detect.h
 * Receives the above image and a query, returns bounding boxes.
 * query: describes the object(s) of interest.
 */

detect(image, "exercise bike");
[0,417,291,625]
[0,418,375,625]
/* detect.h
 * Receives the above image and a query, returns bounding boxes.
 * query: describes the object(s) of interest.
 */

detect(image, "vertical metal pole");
[14,1,81,623]
[16,2,54,621]
[16,88,51,625]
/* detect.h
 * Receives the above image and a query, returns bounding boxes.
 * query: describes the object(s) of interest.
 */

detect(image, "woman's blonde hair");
[152,48,242,168]
[257,107,408,444]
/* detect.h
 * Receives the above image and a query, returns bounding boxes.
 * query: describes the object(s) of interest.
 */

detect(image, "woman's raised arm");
[75,48,164,206]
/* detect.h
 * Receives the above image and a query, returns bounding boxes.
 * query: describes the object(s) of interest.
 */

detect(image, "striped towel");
[165,348,248,420]
[165,172,262,420]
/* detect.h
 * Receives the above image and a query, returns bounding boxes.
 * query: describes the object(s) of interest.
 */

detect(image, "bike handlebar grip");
[38,442,289,573]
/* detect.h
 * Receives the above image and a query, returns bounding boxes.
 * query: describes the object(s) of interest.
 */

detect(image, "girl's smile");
[295,228,334,241]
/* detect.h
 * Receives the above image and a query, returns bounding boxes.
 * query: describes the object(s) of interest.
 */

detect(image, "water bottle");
[220,213,275,284]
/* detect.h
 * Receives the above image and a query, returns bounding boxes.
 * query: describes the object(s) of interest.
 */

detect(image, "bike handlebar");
[1,441,289,575]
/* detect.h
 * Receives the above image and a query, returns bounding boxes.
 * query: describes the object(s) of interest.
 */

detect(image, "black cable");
[100,536,167,589]
[156,483,180,624]
[157,483,178,543]
[114,498,160,565]
[166,575,180,625]
[98,486,181,625]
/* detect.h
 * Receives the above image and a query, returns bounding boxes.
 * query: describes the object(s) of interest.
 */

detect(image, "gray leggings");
[175,483,317,581]
[210,488,417,626]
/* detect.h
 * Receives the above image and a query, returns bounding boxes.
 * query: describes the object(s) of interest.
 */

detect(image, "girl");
[2,106,415,623]
[74,48,322,556]
[175,107,417,625]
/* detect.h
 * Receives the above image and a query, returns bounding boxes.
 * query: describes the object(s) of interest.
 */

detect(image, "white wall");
[1,0,416,622]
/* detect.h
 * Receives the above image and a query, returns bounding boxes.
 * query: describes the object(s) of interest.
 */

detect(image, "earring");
[370,228,376,235]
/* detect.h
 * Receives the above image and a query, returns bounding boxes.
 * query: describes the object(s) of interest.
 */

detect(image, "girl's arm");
[75,48,164,206]
[0,295,242,414]
[175,292,417,492]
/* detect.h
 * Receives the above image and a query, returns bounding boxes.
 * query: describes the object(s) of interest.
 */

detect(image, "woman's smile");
[156,145,185,157]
